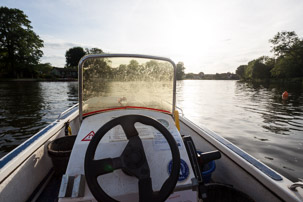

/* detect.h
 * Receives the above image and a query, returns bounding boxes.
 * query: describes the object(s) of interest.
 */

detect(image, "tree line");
[1,7,186,80]
[0,7,106,79]
[236,31,303,81]
[185,72,239,80]
[0,7,44,78]
[1,6,189,81]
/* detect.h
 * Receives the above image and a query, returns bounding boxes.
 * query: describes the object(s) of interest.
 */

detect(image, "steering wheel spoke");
[89,157,122,177]
[120,119,139,139]
[138,177,154,202]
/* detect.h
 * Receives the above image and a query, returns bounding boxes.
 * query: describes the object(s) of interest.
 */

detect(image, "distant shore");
[238,77,303,84]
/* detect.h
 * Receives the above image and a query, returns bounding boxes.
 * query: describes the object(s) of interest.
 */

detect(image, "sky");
[1,0,303,74]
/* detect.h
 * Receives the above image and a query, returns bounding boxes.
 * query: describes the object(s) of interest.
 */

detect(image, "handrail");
[289,179,303,191]
[57,104,79,121]
[161,100,184,117]
[176,106,184,116]
[289,182,303,191]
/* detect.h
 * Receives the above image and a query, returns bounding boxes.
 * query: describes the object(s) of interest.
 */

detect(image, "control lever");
[198,150,221,167]
[183,136,222,201]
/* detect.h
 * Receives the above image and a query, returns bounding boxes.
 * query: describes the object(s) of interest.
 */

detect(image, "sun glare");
[137,0,236,74]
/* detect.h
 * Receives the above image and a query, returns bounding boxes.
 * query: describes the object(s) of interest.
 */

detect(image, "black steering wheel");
[84,115,181,202]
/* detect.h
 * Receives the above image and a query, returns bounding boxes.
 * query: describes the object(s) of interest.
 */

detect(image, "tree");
[85,48,103,54]
[271,55,300,78]
[269,31,302,58]
[176,62,185,80]
[0,7,44,78]
[243,57,273,80]
[65,47,86,68]
[35,63,53,78]
[235,31,303,79]
[269,31,303,77]
[236,65,247,80]
[185,73,195,79]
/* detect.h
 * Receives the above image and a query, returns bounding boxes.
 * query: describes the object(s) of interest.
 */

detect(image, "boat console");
[59,110,198,201]
[55,54,226,201]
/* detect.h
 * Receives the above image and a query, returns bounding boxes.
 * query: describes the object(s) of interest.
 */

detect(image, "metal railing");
[57,104,79,121]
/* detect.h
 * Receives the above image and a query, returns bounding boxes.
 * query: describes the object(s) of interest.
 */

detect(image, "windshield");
[80,56,175,117]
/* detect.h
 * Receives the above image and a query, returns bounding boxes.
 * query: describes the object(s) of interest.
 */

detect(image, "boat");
[0,54,302,202]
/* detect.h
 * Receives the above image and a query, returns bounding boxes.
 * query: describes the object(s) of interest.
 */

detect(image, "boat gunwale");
[179,116,303,202]
[0,104,79,183]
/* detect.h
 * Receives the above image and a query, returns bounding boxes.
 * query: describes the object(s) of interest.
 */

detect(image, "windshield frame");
[78,54,177,122]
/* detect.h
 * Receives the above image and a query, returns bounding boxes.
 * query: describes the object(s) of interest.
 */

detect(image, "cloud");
[44,42,80,49]
[222,38,232,42]
[40,55,65,67]
[40,35,101,66]
[5,0,302,73]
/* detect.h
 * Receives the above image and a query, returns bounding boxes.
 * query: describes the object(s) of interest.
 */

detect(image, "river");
[0,80,302,181]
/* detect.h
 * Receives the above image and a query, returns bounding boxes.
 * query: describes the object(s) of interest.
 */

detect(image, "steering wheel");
[84,115,181,202]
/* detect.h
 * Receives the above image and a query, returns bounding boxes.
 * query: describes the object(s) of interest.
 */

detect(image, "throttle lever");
[198,150,221,167]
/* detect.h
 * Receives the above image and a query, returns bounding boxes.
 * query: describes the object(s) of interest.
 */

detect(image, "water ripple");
[177,80,303,181]
[0,81,78,158]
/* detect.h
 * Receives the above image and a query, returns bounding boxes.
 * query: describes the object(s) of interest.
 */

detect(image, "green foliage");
[269,31,303,77]
[185,73,195,79]
[65,47,86,68]
[236,65,247,79]
[35,63,53,78]
[237,57,274,81]
[66,47,104,69]
[176,62,185,80]
[237,31,303,80]
[185,72,238,80]
[214,72,238,80]
[269,31,301,58]
[85,48,103,54]
[185,72,205,79]
[0,7,44,78]
[263,56,275,69]
[247,57,272,79]
[271,56,301,78]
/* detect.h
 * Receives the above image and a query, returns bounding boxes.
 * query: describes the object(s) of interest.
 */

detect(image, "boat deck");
[29,171,61,202]
[30,169,256,202]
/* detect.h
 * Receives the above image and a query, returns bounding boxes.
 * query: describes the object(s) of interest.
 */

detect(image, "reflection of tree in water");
[0,82,44,157]
[235,81,303,135]
[67,82,79,104]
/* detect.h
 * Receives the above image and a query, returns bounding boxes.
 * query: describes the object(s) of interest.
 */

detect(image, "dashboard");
[61,109,197,202]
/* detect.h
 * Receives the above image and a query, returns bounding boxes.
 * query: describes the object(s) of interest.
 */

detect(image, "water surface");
[177,80,303,181]
[0,80,302,182]
[0,81,78,157]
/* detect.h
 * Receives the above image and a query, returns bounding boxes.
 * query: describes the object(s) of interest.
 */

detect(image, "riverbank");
[238,77,303,86]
